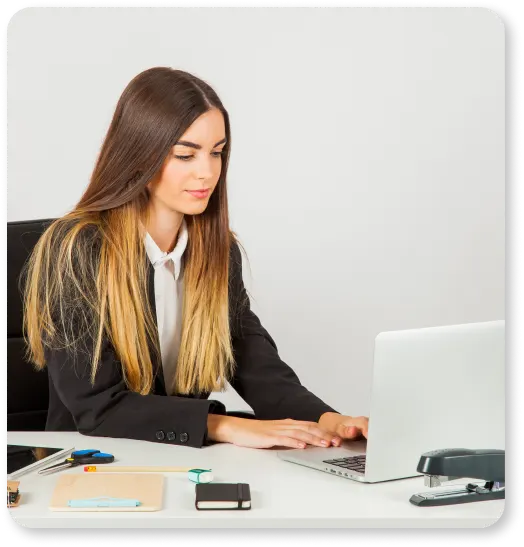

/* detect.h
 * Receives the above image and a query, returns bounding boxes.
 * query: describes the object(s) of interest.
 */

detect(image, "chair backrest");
[7,218,56,430]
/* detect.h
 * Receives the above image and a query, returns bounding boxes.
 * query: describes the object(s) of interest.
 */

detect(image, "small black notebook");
[195,483,251,510]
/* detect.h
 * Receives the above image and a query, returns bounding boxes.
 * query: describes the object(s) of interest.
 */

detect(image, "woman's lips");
[186,189,210,199]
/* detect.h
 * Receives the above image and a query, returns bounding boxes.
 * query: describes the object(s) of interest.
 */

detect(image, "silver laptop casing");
[278,320,505,483]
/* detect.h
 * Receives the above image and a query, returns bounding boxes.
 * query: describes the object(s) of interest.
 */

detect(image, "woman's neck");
[145,205,184,253]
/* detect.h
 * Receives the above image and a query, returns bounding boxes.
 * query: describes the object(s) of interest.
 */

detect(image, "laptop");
[278,320,505,483]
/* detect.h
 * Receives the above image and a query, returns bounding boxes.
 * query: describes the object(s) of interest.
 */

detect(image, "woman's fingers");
[279,422,340,446]
[278,428,333,447]
[342,425,361,439]
[283,420,325,428]
[271,436,307,449]
[337,417,369,439]
[306,424,342,445]
[352,416,369,437]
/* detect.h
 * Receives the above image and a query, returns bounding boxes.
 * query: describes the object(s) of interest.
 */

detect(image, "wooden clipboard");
[49,473,164,512]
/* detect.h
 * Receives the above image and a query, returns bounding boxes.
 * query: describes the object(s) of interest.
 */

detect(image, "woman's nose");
[193,157,214,180]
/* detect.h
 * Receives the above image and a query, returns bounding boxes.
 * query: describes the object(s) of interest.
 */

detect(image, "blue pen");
[68,496,140,508]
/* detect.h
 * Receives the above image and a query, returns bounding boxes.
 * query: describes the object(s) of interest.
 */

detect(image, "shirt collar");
[144,218,188,281]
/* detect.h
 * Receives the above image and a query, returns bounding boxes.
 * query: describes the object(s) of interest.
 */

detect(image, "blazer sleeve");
[229,242,339,422]
[45,338,226,449]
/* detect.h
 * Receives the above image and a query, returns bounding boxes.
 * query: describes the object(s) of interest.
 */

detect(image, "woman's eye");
[175,151,224,161]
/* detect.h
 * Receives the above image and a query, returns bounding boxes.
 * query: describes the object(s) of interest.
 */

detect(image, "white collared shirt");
[144,218,188,393]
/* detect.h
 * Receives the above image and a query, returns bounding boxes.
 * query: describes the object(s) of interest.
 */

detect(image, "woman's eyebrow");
[175,138,227,150]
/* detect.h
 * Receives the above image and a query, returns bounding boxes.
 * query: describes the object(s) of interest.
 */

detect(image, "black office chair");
[7,219,55,430]
[7,218,253,431]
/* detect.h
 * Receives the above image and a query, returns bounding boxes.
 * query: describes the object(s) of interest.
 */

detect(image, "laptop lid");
[364,320,505,483]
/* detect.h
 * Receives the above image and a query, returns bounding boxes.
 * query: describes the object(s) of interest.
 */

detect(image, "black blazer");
[45,240,337,448]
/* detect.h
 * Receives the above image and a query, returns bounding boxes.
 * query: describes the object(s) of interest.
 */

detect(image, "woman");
[23,67,369,450]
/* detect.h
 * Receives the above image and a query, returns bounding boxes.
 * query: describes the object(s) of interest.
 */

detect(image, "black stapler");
[409,448,505,507]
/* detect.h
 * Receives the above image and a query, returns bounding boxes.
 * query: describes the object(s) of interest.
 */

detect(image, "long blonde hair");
[22,67,238,395]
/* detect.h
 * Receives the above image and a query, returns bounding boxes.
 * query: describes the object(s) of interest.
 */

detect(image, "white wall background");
[7,7,504,416]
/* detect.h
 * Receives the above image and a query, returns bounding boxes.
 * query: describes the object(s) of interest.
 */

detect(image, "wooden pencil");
[84,465,194,473]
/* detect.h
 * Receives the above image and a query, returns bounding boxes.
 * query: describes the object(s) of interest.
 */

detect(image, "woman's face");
[147,108,226,216]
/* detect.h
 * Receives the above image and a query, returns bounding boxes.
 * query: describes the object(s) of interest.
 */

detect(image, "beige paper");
[49,473,164,512]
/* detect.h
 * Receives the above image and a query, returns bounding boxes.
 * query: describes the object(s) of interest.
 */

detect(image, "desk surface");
[7,432,504,528]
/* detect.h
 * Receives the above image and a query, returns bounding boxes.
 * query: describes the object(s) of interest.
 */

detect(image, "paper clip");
[67,496,140,508]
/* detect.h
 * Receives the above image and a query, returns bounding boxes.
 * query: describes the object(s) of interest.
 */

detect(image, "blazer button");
[179,432,189,443]
[155,430,165,441]
[167,431,176,442]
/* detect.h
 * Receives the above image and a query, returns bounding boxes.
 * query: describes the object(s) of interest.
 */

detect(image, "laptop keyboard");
[322,455,366,474]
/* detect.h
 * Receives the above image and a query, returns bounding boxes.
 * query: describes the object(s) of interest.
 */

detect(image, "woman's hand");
[318,412,369,441]
[207,415,342,449]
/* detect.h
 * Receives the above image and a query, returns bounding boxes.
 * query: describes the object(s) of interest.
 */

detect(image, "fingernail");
[321,440,328,446]
[299,443,306,448]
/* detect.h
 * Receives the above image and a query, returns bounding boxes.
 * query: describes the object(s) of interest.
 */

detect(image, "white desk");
[7,432,504,528]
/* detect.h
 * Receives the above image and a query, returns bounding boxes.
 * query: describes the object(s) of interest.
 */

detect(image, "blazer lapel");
[146,259,167,395]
